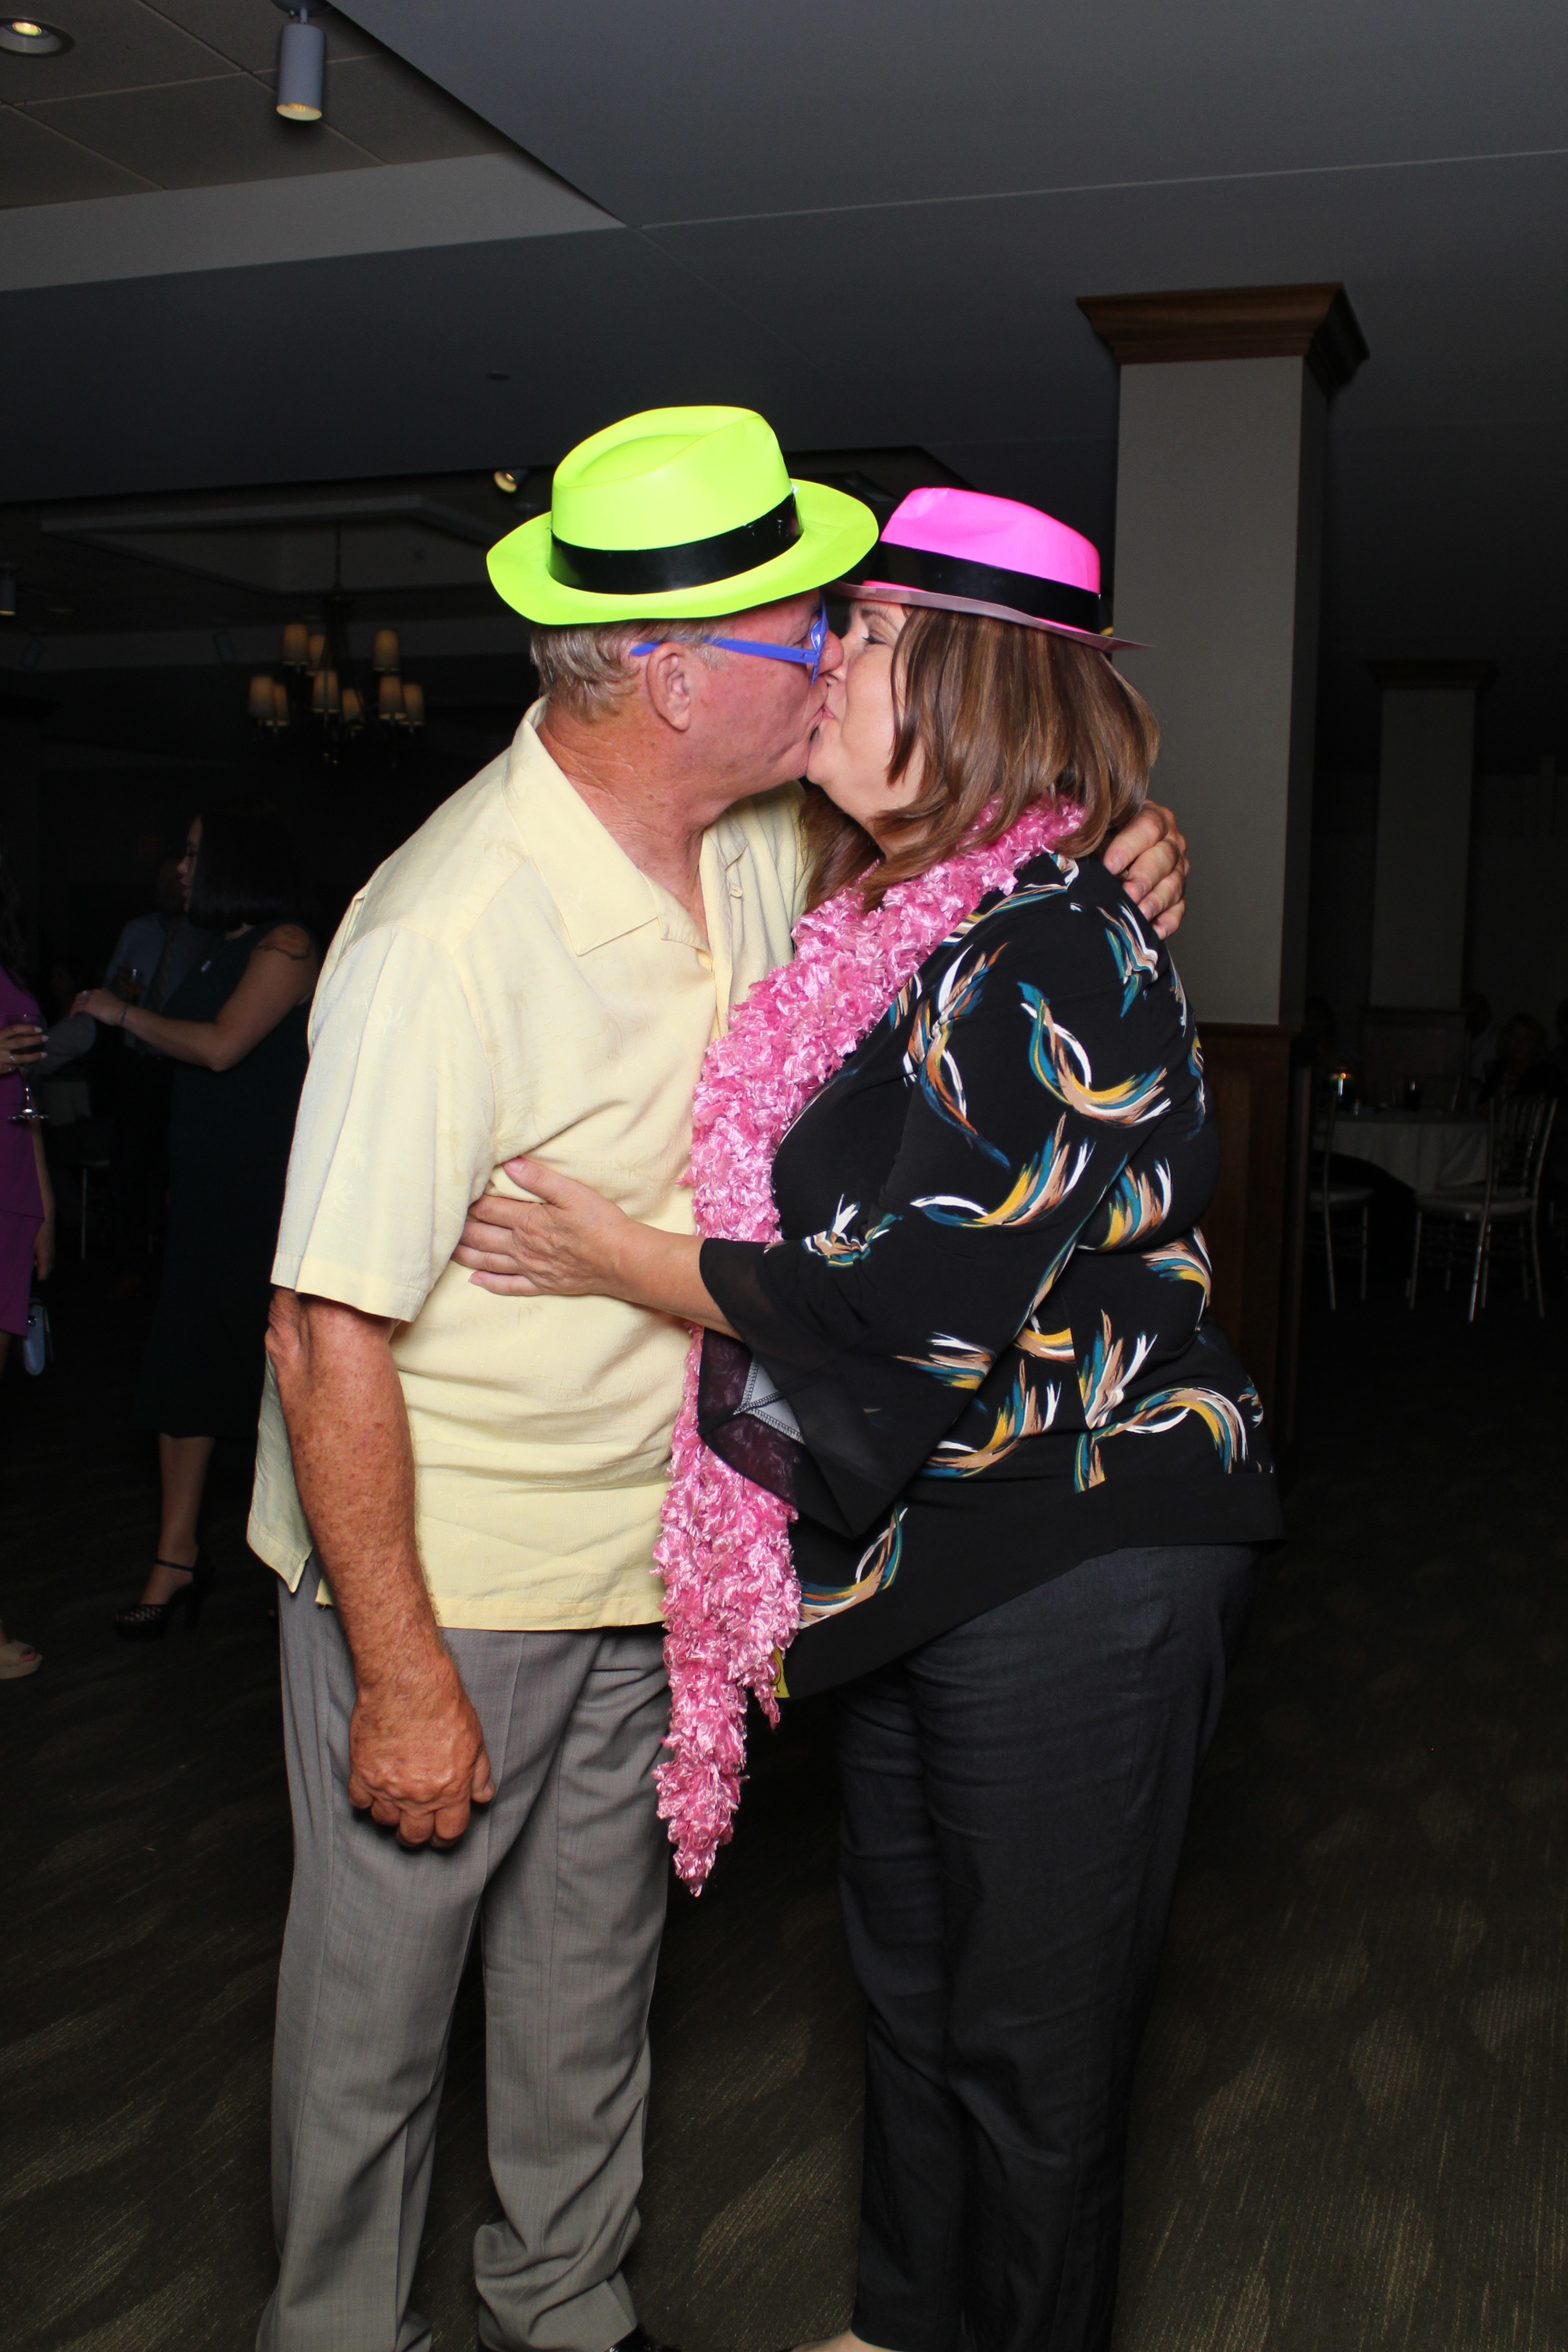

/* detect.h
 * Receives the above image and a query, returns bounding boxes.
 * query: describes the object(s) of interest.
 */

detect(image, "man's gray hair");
[530,620,720,722]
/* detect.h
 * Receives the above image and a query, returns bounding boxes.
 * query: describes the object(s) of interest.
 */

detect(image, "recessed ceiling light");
[0,18,73,53]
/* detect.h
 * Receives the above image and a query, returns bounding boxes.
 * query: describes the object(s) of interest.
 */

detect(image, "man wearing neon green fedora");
[249,407,1186,2352]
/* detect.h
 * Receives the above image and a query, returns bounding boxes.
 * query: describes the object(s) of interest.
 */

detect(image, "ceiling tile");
[314,53,510,166]
[0,0,229,104]
[0,102,157,206]
[145,0,383,74]
[25,75,380,186]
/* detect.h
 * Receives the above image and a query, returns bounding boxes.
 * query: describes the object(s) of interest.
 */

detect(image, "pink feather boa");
[652,794,1079,1887]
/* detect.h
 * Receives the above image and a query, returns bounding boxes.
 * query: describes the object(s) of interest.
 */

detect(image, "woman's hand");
[455,1156,735,1332]
[0,1019,45,1075]
[72,987,126,1027]
[33,1217,54,1283]
[455,1157,639,1298]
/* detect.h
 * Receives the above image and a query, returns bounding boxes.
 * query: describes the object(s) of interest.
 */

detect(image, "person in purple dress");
[0,851,54,1679]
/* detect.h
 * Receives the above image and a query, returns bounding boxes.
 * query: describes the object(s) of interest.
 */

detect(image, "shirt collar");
[505,704,753,972]
[505,705,665,956]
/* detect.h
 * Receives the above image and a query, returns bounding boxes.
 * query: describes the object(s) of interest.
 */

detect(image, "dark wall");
[16,653,532,1004]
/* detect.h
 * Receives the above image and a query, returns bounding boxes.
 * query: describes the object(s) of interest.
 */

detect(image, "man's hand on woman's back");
[1101,799,1189,936]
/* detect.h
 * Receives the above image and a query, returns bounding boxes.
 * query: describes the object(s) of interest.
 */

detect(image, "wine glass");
[7,1022,47,1126]
[9,1074,47,1127]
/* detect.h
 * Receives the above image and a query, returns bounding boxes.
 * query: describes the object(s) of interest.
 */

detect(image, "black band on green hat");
[548,493,802,597]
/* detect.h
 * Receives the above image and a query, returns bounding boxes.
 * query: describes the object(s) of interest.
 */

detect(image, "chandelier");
[248,561,426,758]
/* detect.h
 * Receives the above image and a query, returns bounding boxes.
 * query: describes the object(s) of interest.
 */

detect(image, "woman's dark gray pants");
[258,1569,671,2352]
[837,1542,1259,2352]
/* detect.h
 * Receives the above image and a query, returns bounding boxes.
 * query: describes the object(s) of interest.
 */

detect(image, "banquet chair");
[1408,1096,1555,1321]
[1308,1094,1372,1308]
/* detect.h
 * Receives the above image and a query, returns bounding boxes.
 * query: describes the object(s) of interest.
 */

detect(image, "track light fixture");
[274,2,325,122]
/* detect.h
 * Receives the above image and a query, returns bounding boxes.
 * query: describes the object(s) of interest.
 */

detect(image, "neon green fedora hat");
[487,405,880,625]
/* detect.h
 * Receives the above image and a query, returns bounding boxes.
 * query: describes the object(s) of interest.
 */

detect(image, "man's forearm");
[266,1290,444,1690]
[268,1289,494,1845]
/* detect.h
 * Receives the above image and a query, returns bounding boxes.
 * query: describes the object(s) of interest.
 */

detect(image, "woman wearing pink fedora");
[458,485,1282,2352]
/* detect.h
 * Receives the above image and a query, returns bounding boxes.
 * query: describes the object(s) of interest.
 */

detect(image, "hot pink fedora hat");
[836,485,1143,652]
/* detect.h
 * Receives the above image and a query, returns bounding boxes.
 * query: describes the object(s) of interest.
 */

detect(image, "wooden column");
[1078,288,1366,1455]
[1079,282,1367,1026]
[1199,1025,1312,1460]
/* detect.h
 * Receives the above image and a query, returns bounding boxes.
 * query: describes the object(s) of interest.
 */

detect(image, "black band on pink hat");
[842,537,1102,635]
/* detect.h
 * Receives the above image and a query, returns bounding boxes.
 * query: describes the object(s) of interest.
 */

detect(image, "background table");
[1331,1109,1488,1194]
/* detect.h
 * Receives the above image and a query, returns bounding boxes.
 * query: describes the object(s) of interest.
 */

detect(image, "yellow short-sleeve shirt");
[247,706,806,1630]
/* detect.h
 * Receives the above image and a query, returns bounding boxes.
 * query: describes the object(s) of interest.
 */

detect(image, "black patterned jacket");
[700,848,1282,1693]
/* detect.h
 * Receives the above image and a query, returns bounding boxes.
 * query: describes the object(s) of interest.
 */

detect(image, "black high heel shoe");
[114,1553,213,1642]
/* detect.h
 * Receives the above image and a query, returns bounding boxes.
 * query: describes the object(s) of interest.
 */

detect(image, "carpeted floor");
[2,1246,1563,2352]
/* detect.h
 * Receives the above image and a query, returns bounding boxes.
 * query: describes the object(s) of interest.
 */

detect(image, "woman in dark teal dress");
[74,811,318,1637]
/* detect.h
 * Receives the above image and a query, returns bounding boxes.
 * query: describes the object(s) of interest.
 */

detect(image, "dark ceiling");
[0,0,1563,774]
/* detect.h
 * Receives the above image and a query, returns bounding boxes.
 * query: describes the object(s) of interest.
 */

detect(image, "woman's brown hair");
[801,605,1159,911]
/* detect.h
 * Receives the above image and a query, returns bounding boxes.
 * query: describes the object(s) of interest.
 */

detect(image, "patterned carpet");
[1,1253,1563,2352]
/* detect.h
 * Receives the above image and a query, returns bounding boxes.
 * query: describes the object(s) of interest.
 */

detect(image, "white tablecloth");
[1333,1112,1488,1195]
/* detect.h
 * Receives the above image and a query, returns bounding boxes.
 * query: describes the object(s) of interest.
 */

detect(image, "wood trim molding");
[1192,1021,1308,1458]
[1367,658,1496,691]
[1077,282,1368,393]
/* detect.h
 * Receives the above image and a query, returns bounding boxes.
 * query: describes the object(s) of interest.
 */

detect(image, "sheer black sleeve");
[696,889,1178,1535]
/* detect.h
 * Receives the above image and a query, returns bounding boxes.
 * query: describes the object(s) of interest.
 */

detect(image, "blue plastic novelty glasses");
[630,594,830,682]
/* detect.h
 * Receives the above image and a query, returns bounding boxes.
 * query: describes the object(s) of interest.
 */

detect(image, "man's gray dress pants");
[258,1570,671,2352]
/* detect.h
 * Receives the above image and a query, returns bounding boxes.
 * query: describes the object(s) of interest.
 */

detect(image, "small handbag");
[21,1296,51,1377]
